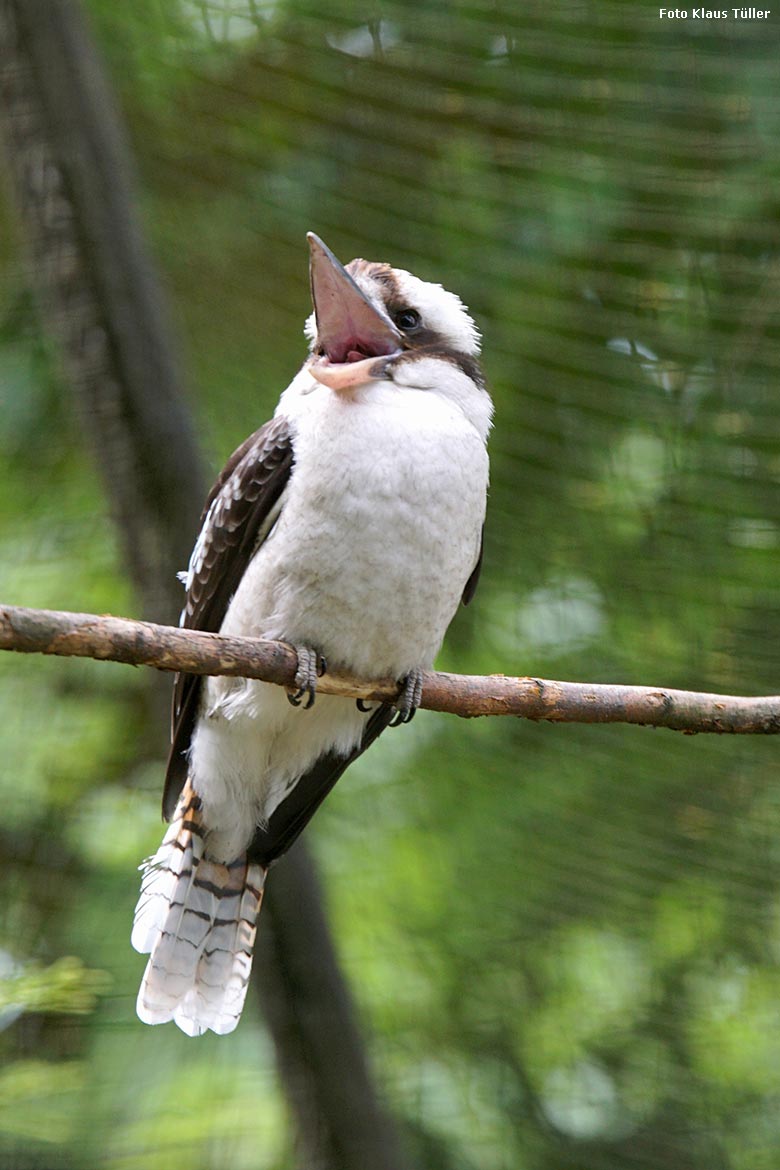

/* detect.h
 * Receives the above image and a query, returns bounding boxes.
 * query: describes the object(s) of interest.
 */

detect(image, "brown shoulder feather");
[163,415,295,819]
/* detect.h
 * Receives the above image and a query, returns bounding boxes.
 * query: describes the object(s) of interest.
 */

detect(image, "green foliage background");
[2,1,780,1166]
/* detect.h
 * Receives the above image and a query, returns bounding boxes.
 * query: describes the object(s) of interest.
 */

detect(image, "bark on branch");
[2,603,779,735]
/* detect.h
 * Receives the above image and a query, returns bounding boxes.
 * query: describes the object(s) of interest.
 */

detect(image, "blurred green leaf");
[0,956,109,1020]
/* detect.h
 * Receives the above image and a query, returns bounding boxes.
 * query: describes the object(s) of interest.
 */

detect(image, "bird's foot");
[287,645,327,710]
[390,667,424,727]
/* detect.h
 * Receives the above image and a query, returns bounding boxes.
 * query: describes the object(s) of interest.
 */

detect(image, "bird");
[131,232,493,1036]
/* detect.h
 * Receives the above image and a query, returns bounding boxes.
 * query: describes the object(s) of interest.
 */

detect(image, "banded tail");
[132,783,266,1036]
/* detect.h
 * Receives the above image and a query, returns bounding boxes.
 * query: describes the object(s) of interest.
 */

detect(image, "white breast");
[190,366,489,858]
[232,376,487,675]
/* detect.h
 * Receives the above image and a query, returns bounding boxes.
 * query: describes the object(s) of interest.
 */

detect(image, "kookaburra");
[132,233,492,1035]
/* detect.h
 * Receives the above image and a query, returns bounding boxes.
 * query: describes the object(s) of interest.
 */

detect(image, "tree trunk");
[0,3,408,1167]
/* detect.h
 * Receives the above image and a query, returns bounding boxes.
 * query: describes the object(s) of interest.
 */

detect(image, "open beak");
[307,232,403,391]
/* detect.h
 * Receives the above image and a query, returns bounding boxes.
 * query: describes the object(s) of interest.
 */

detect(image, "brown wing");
[163,414,295,819]
[247,701,396,866]
[461,524,484,606]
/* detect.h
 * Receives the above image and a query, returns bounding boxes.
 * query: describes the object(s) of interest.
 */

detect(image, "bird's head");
[302,233,490,437]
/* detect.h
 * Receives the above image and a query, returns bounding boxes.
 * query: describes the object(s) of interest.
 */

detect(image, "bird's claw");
[287,645,326,710]
[356,698,374,713]
[390,668,424,726]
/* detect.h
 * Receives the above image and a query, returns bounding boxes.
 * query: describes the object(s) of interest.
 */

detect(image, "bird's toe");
[287,644,324,710]
[390,667,424,726]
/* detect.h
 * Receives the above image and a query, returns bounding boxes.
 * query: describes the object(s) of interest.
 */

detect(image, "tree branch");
[2,604,779,735]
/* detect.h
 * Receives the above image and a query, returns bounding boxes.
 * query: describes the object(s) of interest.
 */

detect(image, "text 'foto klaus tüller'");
[659,7,771,16]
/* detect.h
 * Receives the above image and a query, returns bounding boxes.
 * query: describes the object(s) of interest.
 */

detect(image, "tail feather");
[132,782,266,1036]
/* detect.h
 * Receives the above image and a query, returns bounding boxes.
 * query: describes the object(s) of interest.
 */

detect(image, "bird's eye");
[394,309,421,332]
